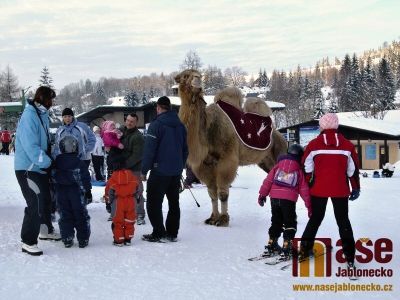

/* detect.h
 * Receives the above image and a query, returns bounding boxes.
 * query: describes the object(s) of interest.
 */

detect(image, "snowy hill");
[0,155,398,300]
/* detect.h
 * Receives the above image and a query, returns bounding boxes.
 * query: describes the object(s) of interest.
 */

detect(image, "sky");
[1,0,399,91]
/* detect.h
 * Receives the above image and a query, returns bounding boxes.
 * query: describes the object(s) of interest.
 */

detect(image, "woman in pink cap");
[299,113,360,271]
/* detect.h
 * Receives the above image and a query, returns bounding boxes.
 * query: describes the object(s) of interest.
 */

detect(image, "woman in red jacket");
[258,144,312,260]
[300,113,360,269]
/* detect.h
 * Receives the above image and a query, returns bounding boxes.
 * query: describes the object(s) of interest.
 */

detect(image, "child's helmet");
[288,144,304,158]
[59,135,78,154]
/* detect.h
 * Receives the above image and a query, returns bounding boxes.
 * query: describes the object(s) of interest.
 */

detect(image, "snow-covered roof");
[108,96,125,106]
[0,101,23,107]
[337,111,400,136]
[148,96,285,109]
[395,89,400,104]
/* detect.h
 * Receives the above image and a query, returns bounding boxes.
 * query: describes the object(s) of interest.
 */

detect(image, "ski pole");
[181,177,200,207]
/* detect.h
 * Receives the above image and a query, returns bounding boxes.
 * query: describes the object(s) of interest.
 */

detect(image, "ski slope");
[0,154,398,300]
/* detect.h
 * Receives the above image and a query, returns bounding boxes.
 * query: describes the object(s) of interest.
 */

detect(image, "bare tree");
[180,50,203,71]
[224,66,247,87]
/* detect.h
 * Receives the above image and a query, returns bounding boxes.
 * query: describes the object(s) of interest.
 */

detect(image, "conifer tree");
[376,58,396,119]
[39,66,54,88]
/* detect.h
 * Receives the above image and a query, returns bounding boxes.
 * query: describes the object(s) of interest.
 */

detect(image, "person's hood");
[112,170,137,197]
[156,110,182,128]
[319,129,340,147]
[27,101,48,116]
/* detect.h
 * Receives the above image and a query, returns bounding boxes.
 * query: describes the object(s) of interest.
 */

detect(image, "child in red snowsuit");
[258,144,311,259]
[105,159,139,246]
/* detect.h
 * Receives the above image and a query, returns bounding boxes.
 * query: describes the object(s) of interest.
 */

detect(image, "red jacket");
[259,154,311,210]
[1,130,11,143]
[302,129,360,198]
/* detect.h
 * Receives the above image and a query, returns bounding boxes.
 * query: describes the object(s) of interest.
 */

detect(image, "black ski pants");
[91,154,105,181]
[146,172,181,238]
[301,196,355,263]
[268,198,297,241]
[15,170,54,246]
[2,142,10,155]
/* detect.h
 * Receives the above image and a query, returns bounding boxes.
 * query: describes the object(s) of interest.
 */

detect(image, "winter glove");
[106,203,111,213]
[258,194,267,207]
[349,189,360,201]
[306,173,314,187]
[84,190,93,204]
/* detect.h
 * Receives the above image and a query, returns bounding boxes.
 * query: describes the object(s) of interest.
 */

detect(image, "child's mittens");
[117,143,124,149]
[106,203,111,213]
[258,194,267,207]
[84,190,93,204]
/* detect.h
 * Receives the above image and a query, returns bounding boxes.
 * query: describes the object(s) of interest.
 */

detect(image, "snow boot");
[298,240,314,260]
[39,224,61,241]
[137,217,146,225]
[279,240,294,261]
[113,241,124,247]
[64,240,74,248]
[78,240,89,248]
[22,243,43,256]
[263,238,281,257]
[142,233,164,243]
[124,239,132,246]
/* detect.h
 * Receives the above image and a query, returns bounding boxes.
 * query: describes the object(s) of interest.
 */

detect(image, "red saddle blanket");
[216,100,273,150]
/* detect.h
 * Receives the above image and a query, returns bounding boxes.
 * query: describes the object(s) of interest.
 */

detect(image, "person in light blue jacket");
[15,86,61,256]
[53,108,96,203]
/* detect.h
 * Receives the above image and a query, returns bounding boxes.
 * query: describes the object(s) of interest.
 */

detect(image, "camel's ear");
[174,74,181,83]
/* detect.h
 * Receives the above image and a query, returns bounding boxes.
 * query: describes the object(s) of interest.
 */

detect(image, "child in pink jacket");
[101,121,124,152]
[258,144,311,260]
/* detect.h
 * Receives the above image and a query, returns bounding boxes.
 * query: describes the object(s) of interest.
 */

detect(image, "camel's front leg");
[204,185,220,225]
[215,188,230,227]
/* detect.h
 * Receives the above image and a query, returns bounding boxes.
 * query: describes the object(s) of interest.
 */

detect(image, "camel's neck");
[179,93,208,166]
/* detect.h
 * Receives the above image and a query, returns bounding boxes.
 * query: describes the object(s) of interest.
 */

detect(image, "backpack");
[273,168,298,188]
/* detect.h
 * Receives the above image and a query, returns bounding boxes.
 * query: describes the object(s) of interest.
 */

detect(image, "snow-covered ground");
[0,155,399,300]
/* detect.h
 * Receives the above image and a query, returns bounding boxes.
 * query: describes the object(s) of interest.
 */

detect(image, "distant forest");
[1,40,399,128]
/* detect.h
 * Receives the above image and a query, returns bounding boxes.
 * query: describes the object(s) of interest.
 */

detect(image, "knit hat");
[319,113,339,130]
[157,96,171,108]
[101,120,115,133]
[62,108,74,117]
[93,126,100,133]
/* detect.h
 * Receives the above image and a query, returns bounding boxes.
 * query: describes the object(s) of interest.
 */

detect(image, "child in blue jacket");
[53,135,91,248]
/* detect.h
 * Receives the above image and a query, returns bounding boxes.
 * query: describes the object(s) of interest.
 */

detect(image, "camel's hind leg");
[204,183,220,225]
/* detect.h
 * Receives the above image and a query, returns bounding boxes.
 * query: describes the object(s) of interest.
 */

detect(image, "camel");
[175,69,287,226]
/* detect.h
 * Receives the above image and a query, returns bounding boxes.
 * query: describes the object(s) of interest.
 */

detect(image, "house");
[278,111,400,170]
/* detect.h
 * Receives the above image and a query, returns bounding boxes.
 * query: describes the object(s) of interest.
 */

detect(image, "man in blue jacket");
[15,86,61,256]
[53,108,96,203]
[141,96,188,242]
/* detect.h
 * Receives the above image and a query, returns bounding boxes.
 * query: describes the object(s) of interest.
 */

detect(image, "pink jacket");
[102,131,120,148]
[259,154,311,209]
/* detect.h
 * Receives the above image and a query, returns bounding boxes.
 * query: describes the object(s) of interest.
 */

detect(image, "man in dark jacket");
[141,96,188,242]
[121,113,146,224]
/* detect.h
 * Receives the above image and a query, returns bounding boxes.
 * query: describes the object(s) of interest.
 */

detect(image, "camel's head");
[175,69,203,96]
